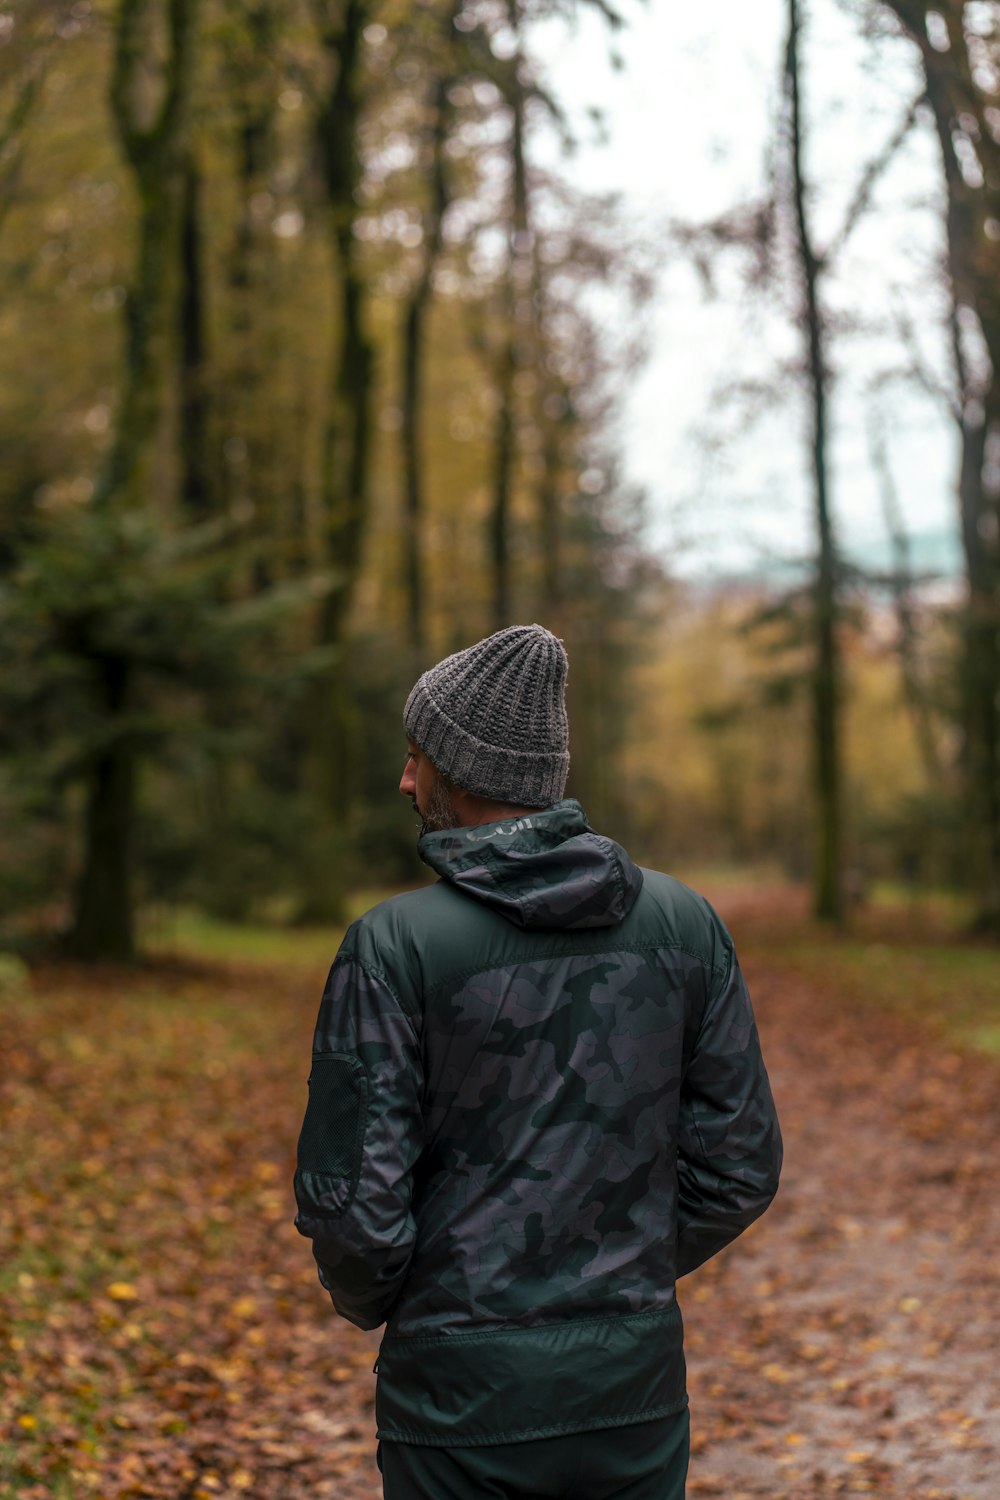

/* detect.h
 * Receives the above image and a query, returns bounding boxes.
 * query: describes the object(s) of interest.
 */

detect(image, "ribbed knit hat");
[404,624,570,807]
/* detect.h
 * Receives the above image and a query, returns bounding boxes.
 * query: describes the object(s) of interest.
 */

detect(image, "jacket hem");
[377,1395,690,1448]
[375,1303,686,1448]
[382,1303,669,1348]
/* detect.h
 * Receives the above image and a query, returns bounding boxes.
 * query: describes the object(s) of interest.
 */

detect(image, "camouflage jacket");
[294,800,781,1447]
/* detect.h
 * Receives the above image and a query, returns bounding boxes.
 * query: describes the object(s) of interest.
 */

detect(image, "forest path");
[297,914,1000,1500]
[5,909,998,1500]
[680,943,999,1499]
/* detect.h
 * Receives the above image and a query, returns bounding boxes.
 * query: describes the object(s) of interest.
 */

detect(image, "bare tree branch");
[888,303,963,427]
[822,91,923,266]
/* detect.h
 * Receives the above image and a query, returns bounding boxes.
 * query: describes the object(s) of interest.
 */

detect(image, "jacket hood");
[417,799,643,931]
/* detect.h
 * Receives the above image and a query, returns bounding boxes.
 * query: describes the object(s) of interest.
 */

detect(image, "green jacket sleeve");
[293,948,424,1330]
[676,943,782,1278]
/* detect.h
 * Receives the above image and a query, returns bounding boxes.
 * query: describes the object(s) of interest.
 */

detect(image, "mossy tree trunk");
[222,0,283,578]
[68,0,199,960]
[178,149,214,520]
[400,21,456,655]
[297,0,374,921]
[95,0,200,514]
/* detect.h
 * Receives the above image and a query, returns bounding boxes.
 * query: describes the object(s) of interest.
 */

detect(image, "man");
[294,623,782,1500]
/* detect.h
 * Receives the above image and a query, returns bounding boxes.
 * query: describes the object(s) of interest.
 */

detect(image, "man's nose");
[400,765,416,798]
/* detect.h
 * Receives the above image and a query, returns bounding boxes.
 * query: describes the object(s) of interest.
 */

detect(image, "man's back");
[295,801,781,1447]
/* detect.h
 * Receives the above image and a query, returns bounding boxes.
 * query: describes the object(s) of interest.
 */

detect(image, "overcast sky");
[533,0,961,579]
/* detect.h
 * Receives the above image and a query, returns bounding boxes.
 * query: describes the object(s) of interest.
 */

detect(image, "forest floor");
[2,883,998,1500]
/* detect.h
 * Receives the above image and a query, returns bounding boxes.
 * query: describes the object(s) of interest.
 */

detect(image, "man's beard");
[413,778,459,836]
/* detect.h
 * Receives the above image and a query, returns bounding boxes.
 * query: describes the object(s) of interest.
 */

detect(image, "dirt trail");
[292,927,1000,1500]
[680,950,1000,1499]
[8,928,998,1500]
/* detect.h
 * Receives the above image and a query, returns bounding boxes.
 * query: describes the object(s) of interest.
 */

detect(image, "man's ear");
[447,782,486,828]
[449,782,471,812]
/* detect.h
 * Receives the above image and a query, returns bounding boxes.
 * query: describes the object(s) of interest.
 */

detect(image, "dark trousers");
[377,1410,690,1500]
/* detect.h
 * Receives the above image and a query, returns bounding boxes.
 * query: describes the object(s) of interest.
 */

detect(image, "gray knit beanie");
[404,624,570,807]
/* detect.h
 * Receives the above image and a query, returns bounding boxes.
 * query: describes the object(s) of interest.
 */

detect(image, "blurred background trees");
[0,0,997,956]
[875,0,1000,930]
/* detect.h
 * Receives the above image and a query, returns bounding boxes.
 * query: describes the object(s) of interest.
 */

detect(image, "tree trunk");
[532,233,569,619]
[178,150,214,519]
[71,0,198,961]
[400,61,452,652]
[957,413,1000,927]
[66,660,135,961]
[537,413,563,615]
[785,0,843,922]
[489,44,529,632]
[94,0,200,513]
[490,333,516,631]
[314,194,373,824]
[292,0,373,922]
[223,2,281,578]
[94,178,179,511]
[317,0,374,655]
[878,0,1000,928]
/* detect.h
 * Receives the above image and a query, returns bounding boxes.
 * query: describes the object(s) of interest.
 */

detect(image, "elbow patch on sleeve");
[295,1053,368,1218]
